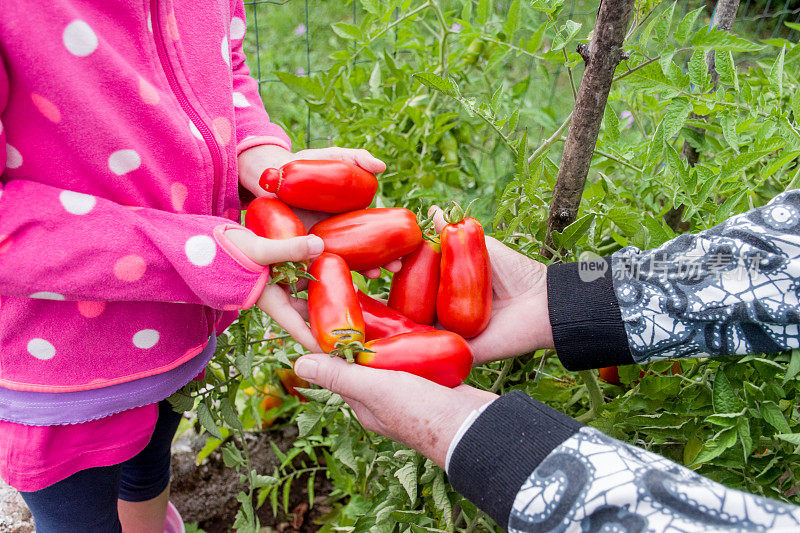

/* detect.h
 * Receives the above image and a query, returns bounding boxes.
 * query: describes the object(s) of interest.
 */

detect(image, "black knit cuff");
[546,258,634,370]
[448,391,583,530]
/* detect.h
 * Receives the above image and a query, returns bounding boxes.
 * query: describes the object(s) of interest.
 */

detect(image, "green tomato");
[453,124,471,145]
[463,39,484,65]
[437,134,459,164]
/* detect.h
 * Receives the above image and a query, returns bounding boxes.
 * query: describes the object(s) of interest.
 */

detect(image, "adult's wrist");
[546,258,634,370]
[529,272,555,351]
[444,399,495,472]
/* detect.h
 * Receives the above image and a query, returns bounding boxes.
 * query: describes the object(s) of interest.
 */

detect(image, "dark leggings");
[19,401,183,533]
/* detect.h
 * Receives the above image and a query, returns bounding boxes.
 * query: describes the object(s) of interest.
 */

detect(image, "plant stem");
[594,148,643,172]
[490,359,513,393]
[430,0,451,76]
[477,35,545,61]
[625,1,659,40]
[463,511,486,533]
[543,0,635,257]
[787,165,800,190]
[470,104,517,155]
[281,466,327,476]
[439,31,450,74]
[611,48,691,83]
[579,369,605,416]
[429,0,447,28]
[564,48,578,101]
[528,112,573,163]
[352,1,431,59]
[233,428,256,522]
[454,509,466,529]
[245,334,292,345]
[684,359,703,380]
[627,106,647,136]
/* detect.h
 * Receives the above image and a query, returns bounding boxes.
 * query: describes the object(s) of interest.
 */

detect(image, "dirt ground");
[0,482,34,533]
[0,424,333,533]
[170,424,334,532]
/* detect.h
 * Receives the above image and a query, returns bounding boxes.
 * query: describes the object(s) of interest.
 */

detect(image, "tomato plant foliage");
[173,1,800,530]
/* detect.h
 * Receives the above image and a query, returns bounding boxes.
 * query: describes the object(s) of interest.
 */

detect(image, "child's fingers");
[285,287,310,321]
[360,259,402,279]
[258,285,321,352]
[428,205,446,233]
[384,259,403,273]
[225,229,324,265]
[256,235,324,265]
[361,267,382,279]
[348,148,386,174]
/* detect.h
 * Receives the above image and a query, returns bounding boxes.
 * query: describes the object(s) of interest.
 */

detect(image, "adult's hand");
[224,228,323,352]
[430,206,554,364]
[237,145,400,279]
[294,353,497,468]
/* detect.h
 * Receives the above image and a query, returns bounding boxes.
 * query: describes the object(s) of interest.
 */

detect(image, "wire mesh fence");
[241,0,800,150]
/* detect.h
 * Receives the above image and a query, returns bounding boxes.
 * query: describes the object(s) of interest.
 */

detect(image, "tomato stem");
[417,209,438,236]
[463,198,477,218]
[443,201,464,224]
[331,339,373,363]
[269,261,313,297]
[443,199,477,224]
[579,369,605,415]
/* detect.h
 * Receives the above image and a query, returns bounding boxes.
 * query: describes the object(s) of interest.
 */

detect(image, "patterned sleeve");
[448,392,800,532]
[613,189,800,364]
[546,189,800,371]
[509,426,800,532]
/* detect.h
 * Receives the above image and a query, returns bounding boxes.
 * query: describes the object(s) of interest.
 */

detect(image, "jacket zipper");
[150,0,223,215]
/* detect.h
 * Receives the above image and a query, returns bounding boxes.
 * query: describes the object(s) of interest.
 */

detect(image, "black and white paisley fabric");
[611,189,800,364]
[508,427,800,532]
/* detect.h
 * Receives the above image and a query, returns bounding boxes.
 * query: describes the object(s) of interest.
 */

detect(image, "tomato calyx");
[413,208,442,245]
[329,334,373,363]
[268,261,316,296]
[442,199,477,225]
[417,208,438,238]
[422,232,440,245]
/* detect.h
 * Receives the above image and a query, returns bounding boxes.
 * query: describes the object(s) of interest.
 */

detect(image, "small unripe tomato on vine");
[438,133,459,165]
[463,39,484,65]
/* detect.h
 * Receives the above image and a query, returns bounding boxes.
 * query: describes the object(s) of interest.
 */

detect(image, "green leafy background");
[173,1,800,530]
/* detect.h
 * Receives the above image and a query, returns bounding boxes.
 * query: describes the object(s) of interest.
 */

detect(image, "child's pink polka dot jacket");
[0,0,289,490]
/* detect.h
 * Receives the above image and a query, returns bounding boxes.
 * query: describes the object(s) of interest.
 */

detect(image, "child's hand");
[224,228,324,352]
[237,145,398,279]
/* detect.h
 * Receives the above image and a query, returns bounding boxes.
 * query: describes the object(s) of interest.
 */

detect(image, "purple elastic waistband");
[0,336,216,426]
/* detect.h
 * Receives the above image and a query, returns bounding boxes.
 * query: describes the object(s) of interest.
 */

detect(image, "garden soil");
[171,424,334,532]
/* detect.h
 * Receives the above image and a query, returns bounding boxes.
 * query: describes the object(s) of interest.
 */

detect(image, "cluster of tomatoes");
[245,159,493,388]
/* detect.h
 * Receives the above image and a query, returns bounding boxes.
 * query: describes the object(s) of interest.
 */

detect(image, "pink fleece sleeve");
[229,0,293,155]
[0,179,268,310]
